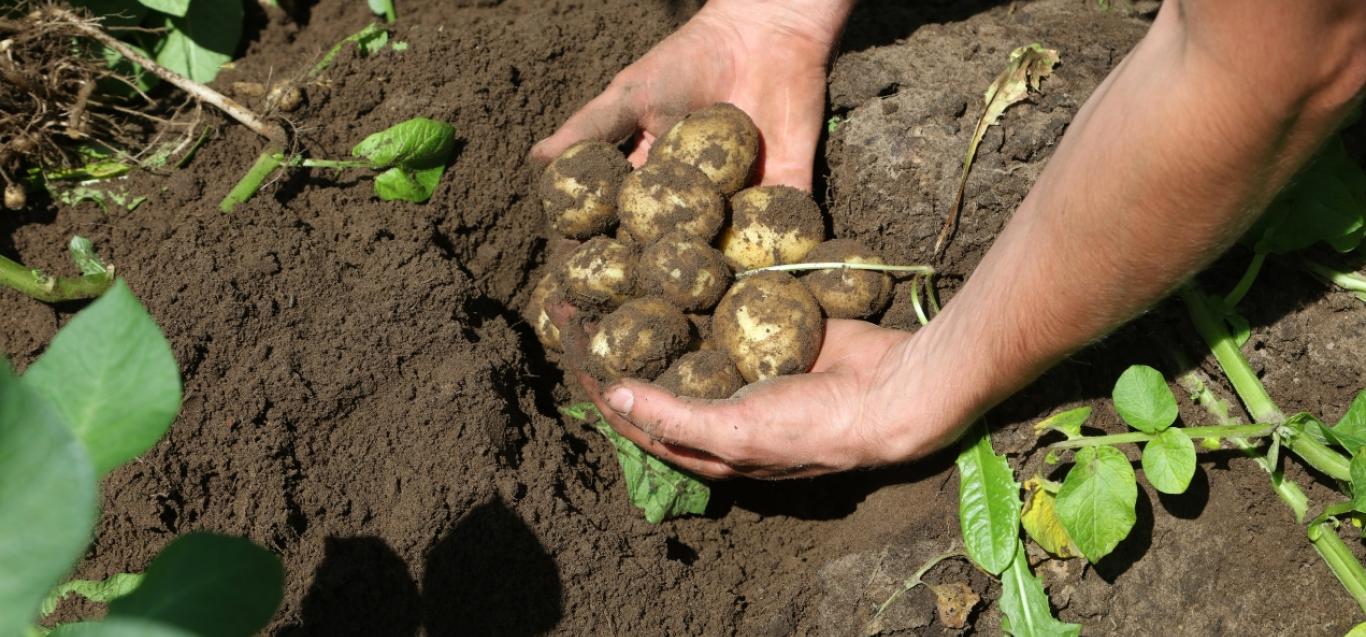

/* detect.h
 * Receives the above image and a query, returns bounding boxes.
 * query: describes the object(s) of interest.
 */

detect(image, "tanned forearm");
[892,0,1366,451]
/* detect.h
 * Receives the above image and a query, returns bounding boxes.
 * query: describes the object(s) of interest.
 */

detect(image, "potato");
[656,351,745,400]
[638,231,732,312]
[718,186,825,271]
[562,237,637,310]
[527,271,563,352]
[650,103,760,195]
[586,297,691,382]
[540,140,630,239]
[617,160,725,243]
[713,271,824,383]
[799,239,894,319]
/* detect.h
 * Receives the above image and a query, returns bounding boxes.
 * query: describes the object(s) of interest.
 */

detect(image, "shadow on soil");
[280,496,562,636]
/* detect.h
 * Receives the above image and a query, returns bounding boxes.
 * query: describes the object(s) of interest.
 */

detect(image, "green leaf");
[351,117,455,169]
[999,541,1081,637]
[309,24,390,77]
[1329,391,1366,455]
[1352,451,1366,514]
[561,404,709,523]
[373,164,445,203]
[366,0,395,22]
[1141,428,1196,494]
[22,280,182,477]
[0,363,99,637]
[1246,136,1366,255]
[1033,406,1091,440]
[1347,621,1366,637]
[108,533,283,637]
[954,424,1021,575]
[41,574,144,617]
[1112,365,1178,433]
[48,618,197,637]
[1055,445,1137,563]
[153,0,243,83]
[136,0,189,17]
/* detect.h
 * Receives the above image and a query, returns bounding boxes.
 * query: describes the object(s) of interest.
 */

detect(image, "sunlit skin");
[538,0,1366,479]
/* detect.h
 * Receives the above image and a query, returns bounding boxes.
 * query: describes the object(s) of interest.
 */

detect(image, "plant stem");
[1309,522,1366,613]
[220,149,284,213]
[1047,423,1275,449]
[910,275,930,326]
[1300,256,1366,300]
[297,158,370,170]
[1285,430,1352,482]
[1179,283,1285,424]
[1223,252,1266,308]
[736,262,934,278]
[869,548,964,623]
[0,255,112,303]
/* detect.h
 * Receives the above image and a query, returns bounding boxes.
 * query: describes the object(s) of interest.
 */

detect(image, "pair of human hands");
[533,0,971,479]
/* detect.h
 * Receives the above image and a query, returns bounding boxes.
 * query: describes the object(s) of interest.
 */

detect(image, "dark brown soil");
[2,0,1363,635]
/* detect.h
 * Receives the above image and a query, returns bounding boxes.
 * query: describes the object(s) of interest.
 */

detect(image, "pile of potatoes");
[529,103,895,400]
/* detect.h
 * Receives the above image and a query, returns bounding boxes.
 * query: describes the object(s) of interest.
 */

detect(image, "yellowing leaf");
[1034,406,1091,440]
[1021,476,1078,559]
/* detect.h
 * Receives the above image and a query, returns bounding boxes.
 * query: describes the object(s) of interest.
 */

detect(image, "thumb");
[530,81,647,165]
[604,379,753,458]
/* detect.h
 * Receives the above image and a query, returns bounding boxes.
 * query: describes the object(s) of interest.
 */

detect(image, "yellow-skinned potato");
[638,231,732,312]
[713,271,824,383]
[800,239,894,319]
[718,186,825,271]
[649,103,759,195]
[587,297,691,382]
[618,160,725,243]
[656,350,745,399]
[540,140,630,239]
[562,237,637,310]
[527,271,564,352]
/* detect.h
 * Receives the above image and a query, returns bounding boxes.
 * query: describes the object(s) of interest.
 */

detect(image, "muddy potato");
[617,160,725,243]
[656,350,745,400]
[527,271,563,352]
[562,237,637,310]
[638,231,732,312]
[650,103,759,195]
[540,140,630,239]
[718,186,825,271]
[800,239,894,319]
[713,271,824,383]
[587,297,691,381]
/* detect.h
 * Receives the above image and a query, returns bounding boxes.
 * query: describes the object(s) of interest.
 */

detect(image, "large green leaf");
[153,0,243,83]
[1112,365,1177,433]
[373,164,445,203]
[107,533,283,637]
[0,363,99,637]
[1329,390,1366,455]
[49,618,196,637]
[136,0,189,17]
[999,541,1081,637]
[1246,136,1366,255]
[955,424,1020,575]
[1141,428,1196,495]
[22,280,181,477]
[561,403,709,524]
[351,117,455,169]
[1055,445,1137,563]
[68,0,150,26]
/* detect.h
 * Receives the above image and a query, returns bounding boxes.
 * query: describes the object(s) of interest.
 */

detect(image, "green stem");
[910,275,930,326]
[1309,521,1366,613]
[1048,424,1275,450]
[1179,283,1284,424]
[870,548,964,622]
[297,158,370,170]
[0,254,112,303]
[220,148,284,213]
[1285,430,1352,482]
[1301,256,1366,298]
[736,262,934,278]
[1223,251,1266,308]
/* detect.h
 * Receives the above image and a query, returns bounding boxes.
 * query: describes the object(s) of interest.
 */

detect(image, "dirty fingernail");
[605,387,634,415]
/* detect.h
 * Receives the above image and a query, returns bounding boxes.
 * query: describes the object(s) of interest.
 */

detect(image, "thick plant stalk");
[0,255,111,302]
[1047,423,1275,449]
[1310,522,1366,614]
[219,150,284,212]
[1179,283,1283,424]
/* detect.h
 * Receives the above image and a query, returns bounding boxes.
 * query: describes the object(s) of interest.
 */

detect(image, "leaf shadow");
[1156,463,1210,520]
[1091,485,1154,583]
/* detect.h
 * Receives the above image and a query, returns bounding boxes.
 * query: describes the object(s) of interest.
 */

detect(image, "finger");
[530,80,647,165]
[603,379,755,459]
[625,130,657,168]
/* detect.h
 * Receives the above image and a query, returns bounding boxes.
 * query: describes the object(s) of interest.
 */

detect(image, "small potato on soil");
[800,239,894,319]
[718,186,825,271]
[587,296,691,382]
[527,271,563,352]
[638,231,732,312]
[617,160,725,243]
[713,271,824,383]
[649,103,760,195]
[656,350,745,400]
[562,237,637,310]
[540,140,631,239]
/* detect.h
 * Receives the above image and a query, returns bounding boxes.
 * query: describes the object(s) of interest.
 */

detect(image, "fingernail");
[605,386,634,416]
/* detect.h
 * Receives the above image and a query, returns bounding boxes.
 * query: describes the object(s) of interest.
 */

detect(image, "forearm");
[905,1,1366,435]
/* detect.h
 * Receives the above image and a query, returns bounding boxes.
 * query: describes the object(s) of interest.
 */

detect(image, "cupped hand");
[552,302,971,479]
[528,0,839,191]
